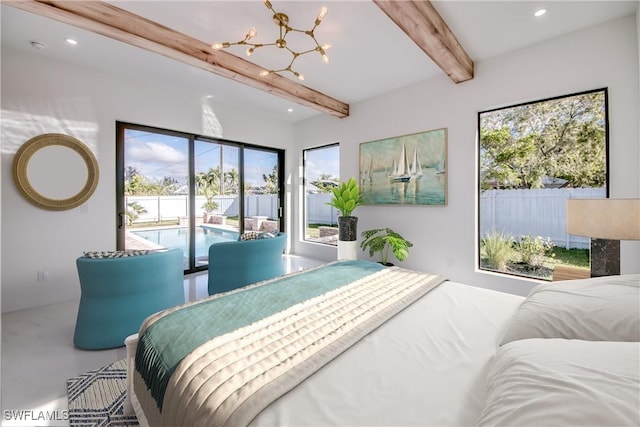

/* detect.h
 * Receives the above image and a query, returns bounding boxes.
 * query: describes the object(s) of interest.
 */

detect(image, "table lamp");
[566,198,640,277]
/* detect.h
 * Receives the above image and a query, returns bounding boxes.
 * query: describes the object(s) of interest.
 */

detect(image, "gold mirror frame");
[12,133,99,211]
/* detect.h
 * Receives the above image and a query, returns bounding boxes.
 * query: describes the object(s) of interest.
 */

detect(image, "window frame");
[477,88,610,281]
[302,143,340,246]
[116,121,285,274]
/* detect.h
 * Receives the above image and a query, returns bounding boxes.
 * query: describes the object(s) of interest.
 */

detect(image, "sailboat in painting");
[410,148,423,178]
[436,156,445,175]
[361,155,374,185]
[389,143,411,182]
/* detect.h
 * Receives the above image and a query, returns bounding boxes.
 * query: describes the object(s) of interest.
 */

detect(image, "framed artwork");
[359,128,447,205]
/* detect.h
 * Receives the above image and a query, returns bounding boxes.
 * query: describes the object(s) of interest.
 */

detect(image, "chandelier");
[211,0,331,81]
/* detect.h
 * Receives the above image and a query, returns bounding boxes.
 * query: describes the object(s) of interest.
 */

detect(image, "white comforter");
[249,281,523,426]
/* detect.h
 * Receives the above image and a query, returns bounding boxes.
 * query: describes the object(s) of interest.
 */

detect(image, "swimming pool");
[130,226,239,266]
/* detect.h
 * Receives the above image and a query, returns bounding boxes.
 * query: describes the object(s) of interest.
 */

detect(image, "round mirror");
[12,133,99,210]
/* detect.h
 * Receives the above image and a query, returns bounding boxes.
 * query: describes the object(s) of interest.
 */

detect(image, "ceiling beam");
[373,0,473,83]
[5,0,349,118]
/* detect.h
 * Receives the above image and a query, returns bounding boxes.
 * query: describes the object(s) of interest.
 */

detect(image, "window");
[478,89,608,281]
[116,122,284,274]
[303,143,340,245]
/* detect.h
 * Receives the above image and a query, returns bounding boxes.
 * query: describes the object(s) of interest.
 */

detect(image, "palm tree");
[196,167,222,213]
[225,169,240,194]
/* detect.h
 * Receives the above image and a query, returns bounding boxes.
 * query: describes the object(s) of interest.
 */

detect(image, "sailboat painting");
[359,128,447,206]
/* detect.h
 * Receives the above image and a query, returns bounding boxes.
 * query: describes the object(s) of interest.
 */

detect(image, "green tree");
[196,167,221,196]
[224,169,240,194]
[312,173,339,193]
[125,174,165,195]
[480,91,606,190]
[125,166,180,195]
[196,167,222,212]
[262,165,279,194]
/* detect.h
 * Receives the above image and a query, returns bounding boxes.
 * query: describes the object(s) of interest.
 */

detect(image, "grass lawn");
[551,247,590,269]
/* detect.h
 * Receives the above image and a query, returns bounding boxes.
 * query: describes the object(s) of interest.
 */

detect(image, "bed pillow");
[478,339,640,427]
[501,274,639,344]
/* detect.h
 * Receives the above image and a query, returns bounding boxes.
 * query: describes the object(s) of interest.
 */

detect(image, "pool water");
[131,226,239,265]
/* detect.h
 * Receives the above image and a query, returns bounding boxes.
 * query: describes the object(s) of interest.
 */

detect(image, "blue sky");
[304,144,340,182]
[125,130,278,186]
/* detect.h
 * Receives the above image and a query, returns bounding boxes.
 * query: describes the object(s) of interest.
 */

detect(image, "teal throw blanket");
[135,260,384,411]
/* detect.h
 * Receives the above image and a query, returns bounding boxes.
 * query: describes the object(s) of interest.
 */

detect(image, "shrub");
[202,199,219,213]
[126,201,148,224]
[481,231,514,271]
[516,235,555,268]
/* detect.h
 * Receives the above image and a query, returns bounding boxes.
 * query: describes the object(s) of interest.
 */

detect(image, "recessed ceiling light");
[65,38,78,45]
[30,41,47,50]
[287,108,294,113]
[534,9,547,17]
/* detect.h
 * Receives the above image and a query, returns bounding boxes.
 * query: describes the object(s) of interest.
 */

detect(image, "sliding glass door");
[116,122,284,274]
[243,147,284,233]
[194,139,240,267]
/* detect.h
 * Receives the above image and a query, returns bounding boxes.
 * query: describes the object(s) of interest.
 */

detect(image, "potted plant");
[360,228,413,266]
[327,177,363,259]
[201,199,219,223]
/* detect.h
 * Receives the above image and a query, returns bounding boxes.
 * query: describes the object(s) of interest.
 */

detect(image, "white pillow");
[501,274,639,344]
[478,339,640,427]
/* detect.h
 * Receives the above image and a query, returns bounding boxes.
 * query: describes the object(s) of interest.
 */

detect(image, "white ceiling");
[1,1,638,123]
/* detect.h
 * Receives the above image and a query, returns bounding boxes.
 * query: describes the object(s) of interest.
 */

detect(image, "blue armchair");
[208,232,287,295]
[74,248,185,350]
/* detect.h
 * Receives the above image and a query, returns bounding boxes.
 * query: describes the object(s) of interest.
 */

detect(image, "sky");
[304,144,340,182]
[125,129,278,187]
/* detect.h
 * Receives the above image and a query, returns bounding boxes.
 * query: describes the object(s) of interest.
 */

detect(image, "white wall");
[293,15,640,296]
[2,15,638,312]
[1,48,295,313]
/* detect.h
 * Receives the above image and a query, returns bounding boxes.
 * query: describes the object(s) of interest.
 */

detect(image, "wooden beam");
[373,0,473,83]
[6,0,349,118]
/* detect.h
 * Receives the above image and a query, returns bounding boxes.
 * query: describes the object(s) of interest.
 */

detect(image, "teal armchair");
[208,232,286,295]
[74,248,185,350]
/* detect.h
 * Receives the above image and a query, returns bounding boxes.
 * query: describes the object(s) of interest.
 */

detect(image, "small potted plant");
[327,177,363,259]
[202,199,219,223]
[360,228,413,266]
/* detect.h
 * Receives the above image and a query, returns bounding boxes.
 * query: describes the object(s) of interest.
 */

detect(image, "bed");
[124,260,640,426]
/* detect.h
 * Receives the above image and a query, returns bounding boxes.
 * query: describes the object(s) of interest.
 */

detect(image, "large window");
[303,143,340,245]
[478,89,608,281]
[116,122,284,274]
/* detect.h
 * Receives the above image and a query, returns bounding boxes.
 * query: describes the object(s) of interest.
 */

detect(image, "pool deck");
[125,232,165,250]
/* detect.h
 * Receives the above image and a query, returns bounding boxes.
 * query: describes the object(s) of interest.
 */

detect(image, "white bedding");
[478,339,640,426]
[248,281,523,426]
[129,271,640,426]
[129,279,523,426]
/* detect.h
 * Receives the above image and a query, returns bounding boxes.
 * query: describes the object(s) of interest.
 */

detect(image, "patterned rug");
[66,359,139,427]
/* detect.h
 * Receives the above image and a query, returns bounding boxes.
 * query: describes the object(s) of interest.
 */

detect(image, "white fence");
[127,193,341,225]
[480,187,606,249]
[128,189,602,249]
[126,194,279,221]
[306,193,339,225]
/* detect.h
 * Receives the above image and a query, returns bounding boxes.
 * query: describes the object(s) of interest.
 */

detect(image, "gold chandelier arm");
[214,1,330,80]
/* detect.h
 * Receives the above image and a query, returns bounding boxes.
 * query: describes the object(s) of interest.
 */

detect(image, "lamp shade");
[566,198,640,240]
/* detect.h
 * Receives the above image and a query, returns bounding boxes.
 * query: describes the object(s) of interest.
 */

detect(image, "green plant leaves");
[360,228,412,264]
[326,177,363,217]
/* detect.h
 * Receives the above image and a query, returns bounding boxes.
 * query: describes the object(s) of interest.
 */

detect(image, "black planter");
[338,216,358,241]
